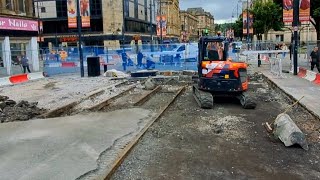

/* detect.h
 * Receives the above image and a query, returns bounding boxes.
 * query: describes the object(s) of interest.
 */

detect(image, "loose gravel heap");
[0,95,46,123]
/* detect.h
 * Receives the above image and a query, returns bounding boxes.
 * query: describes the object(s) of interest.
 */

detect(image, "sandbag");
[103,69,128,78]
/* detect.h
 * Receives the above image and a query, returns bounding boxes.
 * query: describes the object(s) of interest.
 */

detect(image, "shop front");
[0,16,39,77]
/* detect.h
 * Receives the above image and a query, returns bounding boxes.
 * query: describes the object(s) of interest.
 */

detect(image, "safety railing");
[270,57,285,78]
[42,43,201,76]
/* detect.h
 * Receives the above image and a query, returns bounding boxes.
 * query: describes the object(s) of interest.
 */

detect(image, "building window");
[126,20,149,33]
[276,35,284,42]
[91,0,102,16]
[18,0,25,13]
[41,7,46,13]
[5,0,13,10]
[56,0,67,18]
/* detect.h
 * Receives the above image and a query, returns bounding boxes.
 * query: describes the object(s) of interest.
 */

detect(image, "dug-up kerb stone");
[182,70,197,76]
[179,75,192,82]
[273,113,308,150]
[144,77,156,90]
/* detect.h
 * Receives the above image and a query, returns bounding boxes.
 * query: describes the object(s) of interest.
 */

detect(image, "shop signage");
[0,17,38,31]
[59,36,78,42]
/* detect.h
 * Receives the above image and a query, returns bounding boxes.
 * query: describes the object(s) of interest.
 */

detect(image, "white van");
[163,43,198,62]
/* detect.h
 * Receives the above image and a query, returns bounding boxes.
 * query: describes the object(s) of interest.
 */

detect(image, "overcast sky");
[180,0,244,24]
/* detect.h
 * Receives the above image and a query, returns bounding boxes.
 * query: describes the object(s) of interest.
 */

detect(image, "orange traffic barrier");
[9,74,28,84]
[298,67,307,78]
[313,73,320,85]
[61,62,76,67]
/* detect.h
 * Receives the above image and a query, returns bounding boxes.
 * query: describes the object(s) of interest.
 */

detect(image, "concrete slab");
[0,108,155,180]
[262,70,320,119]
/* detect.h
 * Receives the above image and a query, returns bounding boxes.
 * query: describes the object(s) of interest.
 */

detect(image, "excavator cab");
[193,35,256,109]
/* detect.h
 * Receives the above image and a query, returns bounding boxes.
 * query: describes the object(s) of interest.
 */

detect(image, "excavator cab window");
[201,41,229,61]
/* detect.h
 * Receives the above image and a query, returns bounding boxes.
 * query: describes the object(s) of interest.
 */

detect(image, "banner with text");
[156,15,167,37]
[242,11,253,34]
[283,0,310,22]
[67,0,90,28]
[0,17,38,31]
[299,0,310,22]
[283,0,293,22]
[80,0,90,27]
[67,0,77,28]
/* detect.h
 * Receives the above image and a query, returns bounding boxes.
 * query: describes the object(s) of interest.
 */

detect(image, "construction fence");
[2,40,318,78]
[42,43,200,76]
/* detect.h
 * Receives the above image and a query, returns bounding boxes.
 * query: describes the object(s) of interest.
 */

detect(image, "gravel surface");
[111,73,320,180]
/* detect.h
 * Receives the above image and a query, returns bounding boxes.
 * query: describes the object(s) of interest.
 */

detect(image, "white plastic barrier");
[0,77,11,86]
[27,72,45,81]
[270,57,285,78]
[47,62,62,67]
[304,70,317,81]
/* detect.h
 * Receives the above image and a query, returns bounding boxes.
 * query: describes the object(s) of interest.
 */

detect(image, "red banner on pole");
[283,0,293,22]
[156,15,167,37]
[299,0,310,22]
[67,0,90,28]
[283,0,310,23]
[243,11,253,35]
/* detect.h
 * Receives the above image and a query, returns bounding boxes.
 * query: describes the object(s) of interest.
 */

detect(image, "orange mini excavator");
[193,35,256,109]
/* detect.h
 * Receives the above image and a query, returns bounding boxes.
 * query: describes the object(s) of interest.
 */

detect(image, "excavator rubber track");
[237,91,256,109]
[193,84,214,109]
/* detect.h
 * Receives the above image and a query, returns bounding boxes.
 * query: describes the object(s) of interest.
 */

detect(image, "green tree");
[313,0,320,41]
[232,15,243,40]
[214,24,221,33]
[251,0,283,40]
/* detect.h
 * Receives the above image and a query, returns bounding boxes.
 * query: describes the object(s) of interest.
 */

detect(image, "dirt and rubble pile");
[0,95,46,123]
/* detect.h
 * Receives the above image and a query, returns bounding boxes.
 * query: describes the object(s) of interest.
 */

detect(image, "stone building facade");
[180,10,199,42]
[0,0,39,76]
[36,0,158,48]
[186,7,214,36]
[159,0,180,42]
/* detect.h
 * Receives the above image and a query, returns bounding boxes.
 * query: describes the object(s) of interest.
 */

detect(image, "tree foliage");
[232,15,243,40]
[251,0,283,40]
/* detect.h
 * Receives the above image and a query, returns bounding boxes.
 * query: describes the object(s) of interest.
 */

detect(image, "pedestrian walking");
[281,43,288,59]
[137,50,143,68]
[309,46,320,73]
[21,53,31,73]
[121,50,128,71]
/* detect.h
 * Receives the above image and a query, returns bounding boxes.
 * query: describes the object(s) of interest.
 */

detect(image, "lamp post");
[293,0,299,75]
[122,0,126,47]
[150,0,153,44]
[159,0,163,44]
[76,0,84,77]
[246,0,249,45]
[36,1,42,49]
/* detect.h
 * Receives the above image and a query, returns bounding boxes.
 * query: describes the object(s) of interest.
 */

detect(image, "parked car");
[232,41,242,53]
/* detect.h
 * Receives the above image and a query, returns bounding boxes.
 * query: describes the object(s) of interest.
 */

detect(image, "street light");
[122,0,126,47]
[246,0,249,44]
[76,0,84,77]
[159,0,163,44]
[292,0,299,75]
